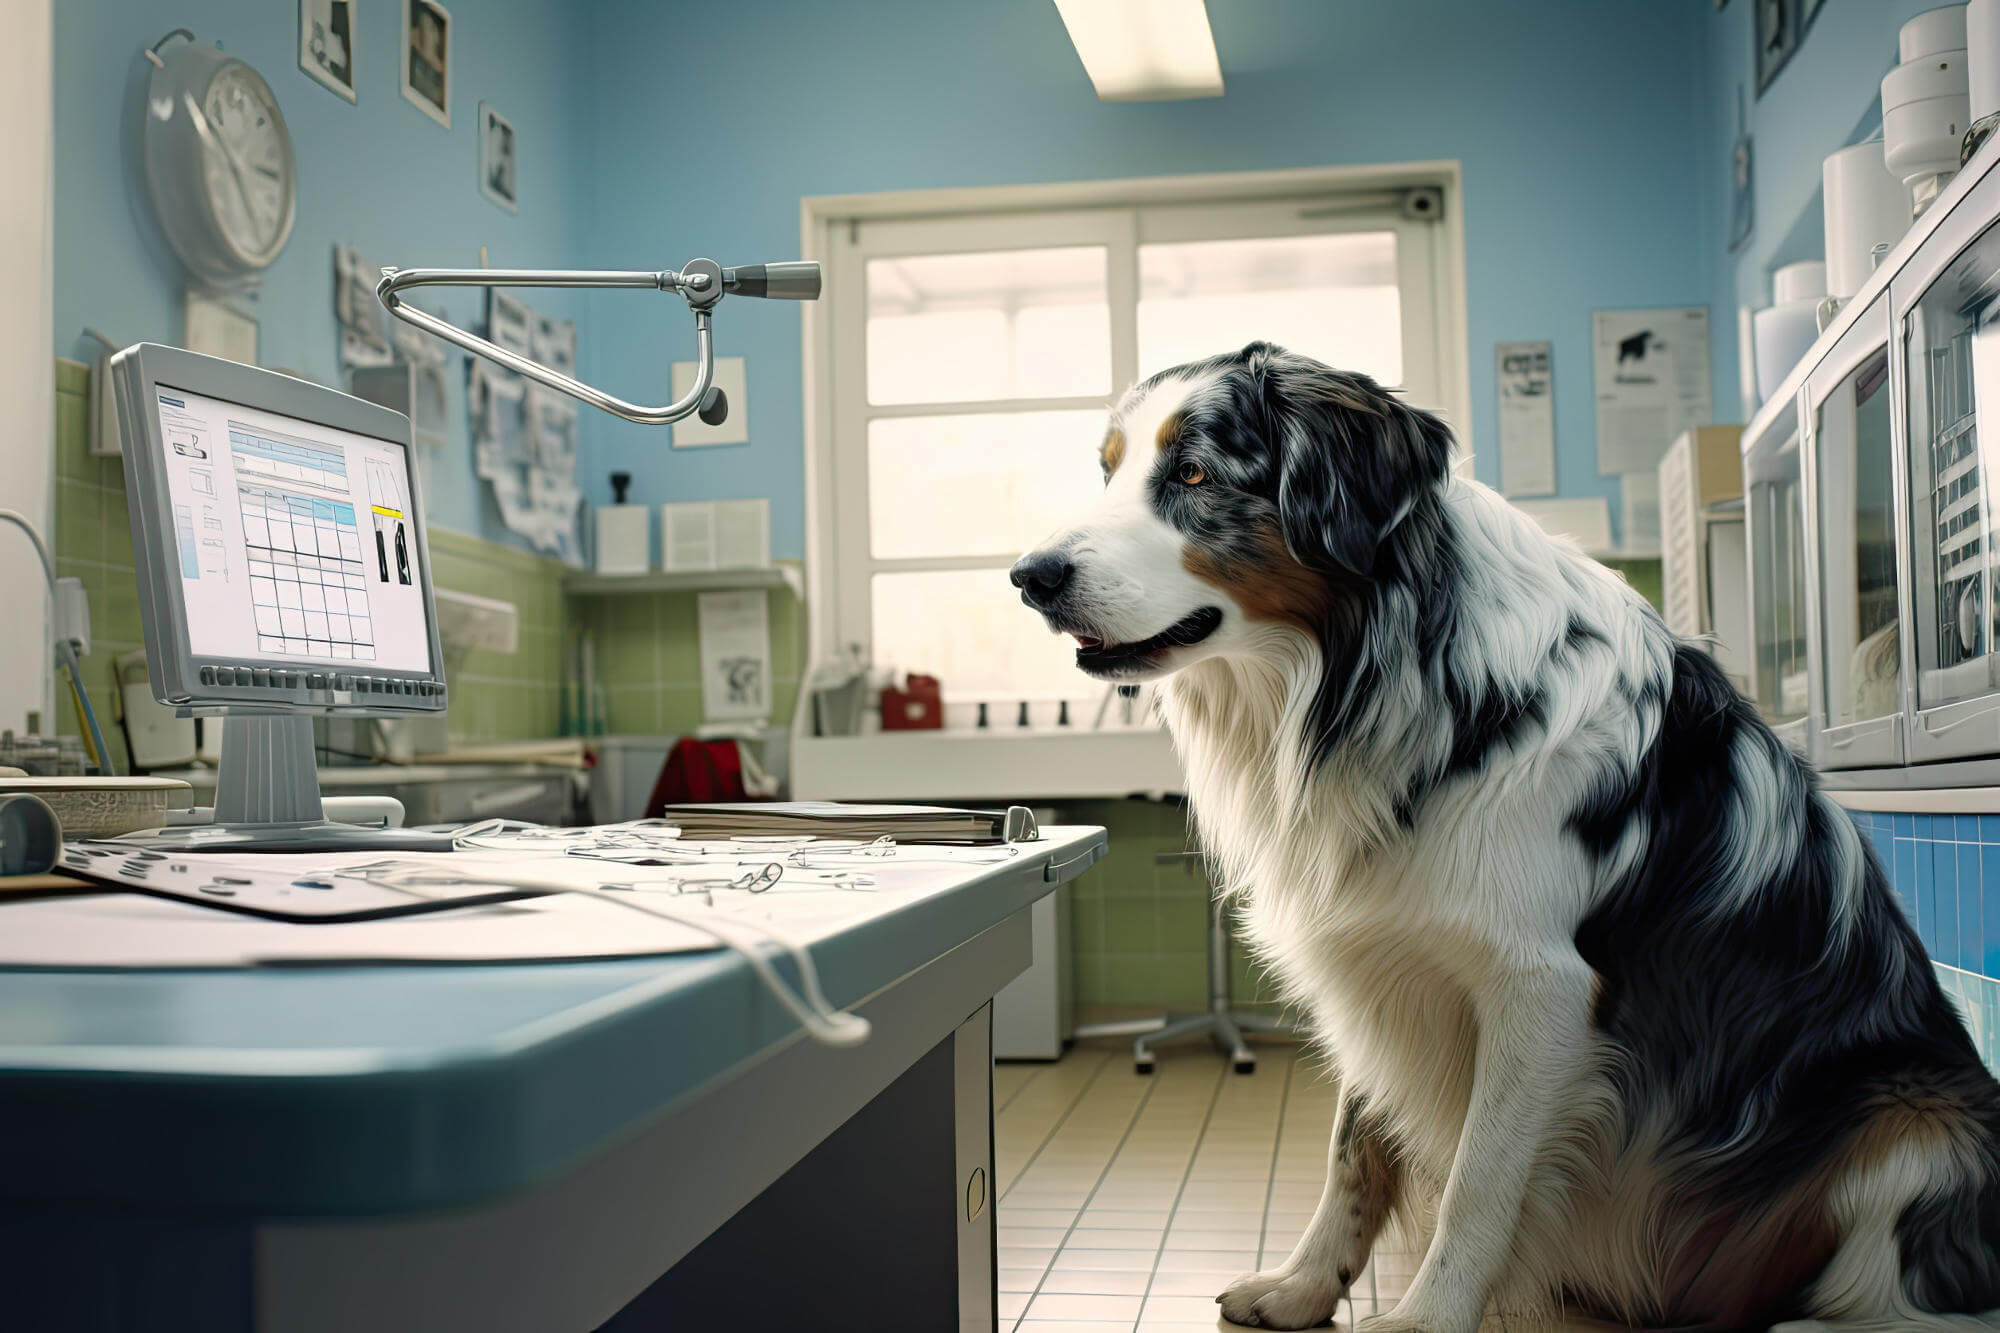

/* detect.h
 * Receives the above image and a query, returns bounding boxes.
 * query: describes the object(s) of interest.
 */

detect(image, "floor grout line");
[1255,1050,1297,1267]
[1012,1061,1167,1333]
[995,1058,1050,1117]
[997,1048,1114,1206]
[1130,1058,1232,1333]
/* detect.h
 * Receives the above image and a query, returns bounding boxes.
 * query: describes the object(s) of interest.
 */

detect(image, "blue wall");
[51,0,593,548]
[576,0,1712,559]
[1700,0,1956,420]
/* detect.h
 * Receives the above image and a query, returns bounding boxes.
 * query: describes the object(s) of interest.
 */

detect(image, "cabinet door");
[1746,411,1808,745]
[1900,194,2000,762]
[1808,296,1903,769]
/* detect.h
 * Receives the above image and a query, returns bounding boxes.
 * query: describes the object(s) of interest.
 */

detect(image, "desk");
[0,826,1107,1331]
[158,760,582,826]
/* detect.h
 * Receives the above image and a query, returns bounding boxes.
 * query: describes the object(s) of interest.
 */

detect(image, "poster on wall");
[1592,307,1712,478]
[299,0,356,102]
[401,0,451,128]
[697,590,773,723]
[1496,341,1555,498]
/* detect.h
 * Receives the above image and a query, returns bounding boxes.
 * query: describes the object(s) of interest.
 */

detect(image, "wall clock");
[141,30,299,287]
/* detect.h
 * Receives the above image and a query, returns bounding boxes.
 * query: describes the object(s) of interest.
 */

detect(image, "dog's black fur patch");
[1572,643,2000,1321]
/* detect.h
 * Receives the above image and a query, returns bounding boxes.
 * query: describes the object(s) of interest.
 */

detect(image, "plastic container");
[1773,260,1827,304]
[1971,0,2000,120]
[1753,300,1822,404]
[1885,8,1972,198]
[1824,141,1914,298]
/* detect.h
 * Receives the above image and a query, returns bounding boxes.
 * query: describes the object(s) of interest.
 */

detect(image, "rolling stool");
[1075,851,1292,1074]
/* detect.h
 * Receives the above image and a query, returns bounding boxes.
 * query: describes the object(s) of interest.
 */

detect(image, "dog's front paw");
[1217,1267,1345,1329]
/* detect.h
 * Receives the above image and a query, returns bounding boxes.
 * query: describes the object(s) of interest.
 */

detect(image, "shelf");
[562,565,803,598]
[789,726,1183,802]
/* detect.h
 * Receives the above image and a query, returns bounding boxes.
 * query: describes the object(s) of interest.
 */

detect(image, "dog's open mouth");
[1068,607,1222,675]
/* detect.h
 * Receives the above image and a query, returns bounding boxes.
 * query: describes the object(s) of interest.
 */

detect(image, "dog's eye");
[1176,461,1206,486]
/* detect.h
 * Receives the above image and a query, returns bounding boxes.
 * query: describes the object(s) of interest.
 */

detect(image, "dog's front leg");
[1363,958,1595,1333]
[1218,1088,1402,1329]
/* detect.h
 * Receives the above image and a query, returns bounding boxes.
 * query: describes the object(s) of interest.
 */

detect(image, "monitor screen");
[151,384,433,674]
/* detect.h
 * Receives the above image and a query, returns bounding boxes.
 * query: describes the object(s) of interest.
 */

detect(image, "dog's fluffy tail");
[1897,1168,2000,1318]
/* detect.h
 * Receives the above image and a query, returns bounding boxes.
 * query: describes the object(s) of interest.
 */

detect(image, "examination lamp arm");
[374,258,820,427]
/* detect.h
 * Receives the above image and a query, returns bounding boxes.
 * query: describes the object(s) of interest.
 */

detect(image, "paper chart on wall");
[332,243,450,450]
[466,291,582,559]
[698,590,772,722]
[1592,307,1712,477]
[1496,341,1555,498]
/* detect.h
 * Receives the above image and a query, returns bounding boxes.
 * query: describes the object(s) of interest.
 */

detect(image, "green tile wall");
[48,357,799,762]
[52,358,141,774]
[570,579,803,735]
[1060,798,1286,1026]
[424,530,569,743]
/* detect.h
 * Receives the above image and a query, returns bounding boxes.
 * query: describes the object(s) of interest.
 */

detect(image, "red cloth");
[645,737,751,813]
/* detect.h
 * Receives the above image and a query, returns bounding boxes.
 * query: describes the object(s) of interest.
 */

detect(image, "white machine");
[110,343,451,850]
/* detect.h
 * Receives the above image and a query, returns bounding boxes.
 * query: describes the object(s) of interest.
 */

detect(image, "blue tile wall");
[1847,809,2000,1072]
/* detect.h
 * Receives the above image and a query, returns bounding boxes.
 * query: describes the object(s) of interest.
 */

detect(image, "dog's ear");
[1248,345,1454,577]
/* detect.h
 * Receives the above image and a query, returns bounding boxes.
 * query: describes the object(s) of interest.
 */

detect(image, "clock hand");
[183,92,263,234]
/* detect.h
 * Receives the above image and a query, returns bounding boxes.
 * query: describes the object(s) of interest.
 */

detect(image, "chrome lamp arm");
[374,257,821,427]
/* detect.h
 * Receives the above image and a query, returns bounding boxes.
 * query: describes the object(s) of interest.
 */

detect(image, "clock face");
[197,62,294,267]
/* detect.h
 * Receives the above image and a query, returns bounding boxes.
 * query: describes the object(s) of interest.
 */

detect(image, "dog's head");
[1011,342,1454,681]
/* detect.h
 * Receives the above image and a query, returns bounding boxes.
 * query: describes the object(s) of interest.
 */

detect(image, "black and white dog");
[1011,344,2000,1331]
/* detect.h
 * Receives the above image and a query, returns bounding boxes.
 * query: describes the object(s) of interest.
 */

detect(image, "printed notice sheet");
[1496,341,1555,498]
[698,589,772,722]
[1593,307,1712,477]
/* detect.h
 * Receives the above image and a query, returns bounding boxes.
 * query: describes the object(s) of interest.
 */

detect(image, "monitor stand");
[116,716,456,853]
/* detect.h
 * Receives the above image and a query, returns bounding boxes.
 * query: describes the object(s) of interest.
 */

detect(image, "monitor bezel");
[111,343,448,717]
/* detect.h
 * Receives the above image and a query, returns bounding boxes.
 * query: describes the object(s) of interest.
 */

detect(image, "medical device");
[376,257,821,427]
[109,343,452,851]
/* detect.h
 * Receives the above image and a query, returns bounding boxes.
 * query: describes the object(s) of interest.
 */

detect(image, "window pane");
[868,411,1106,560]
[867,247,1111,405]
[1749,438,1808,725]
[1138,232,1402,383]
[1907,216,2000,709]
[1817,348,1900,728]
[873,569,1096,705]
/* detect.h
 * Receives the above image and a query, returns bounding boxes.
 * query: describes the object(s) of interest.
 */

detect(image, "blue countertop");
[0,827,1105,1219]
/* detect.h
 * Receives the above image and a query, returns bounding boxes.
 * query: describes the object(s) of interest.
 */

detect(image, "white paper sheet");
[1513,496,1613,553]
[1,840,1040,969]
[1593,307,1712,477]
[1620,472,1662,555]
[698,590,772,722]
[1496,341,1555,498]
[670,356,750,447]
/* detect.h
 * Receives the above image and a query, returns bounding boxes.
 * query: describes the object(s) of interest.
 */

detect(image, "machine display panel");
[151,384,432,673]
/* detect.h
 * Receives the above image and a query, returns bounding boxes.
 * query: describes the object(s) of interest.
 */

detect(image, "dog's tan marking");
[1154,410,1185,454]
[1182,525,1332,629]
[1100,426,1125,477]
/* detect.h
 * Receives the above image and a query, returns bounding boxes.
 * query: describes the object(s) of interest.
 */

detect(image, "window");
[811,172,1463,720]
[1816,346,1900,734]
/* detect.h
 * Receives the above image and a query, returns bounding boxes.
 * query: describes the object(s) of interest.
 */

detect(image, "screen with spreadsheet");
[151,384,432,673]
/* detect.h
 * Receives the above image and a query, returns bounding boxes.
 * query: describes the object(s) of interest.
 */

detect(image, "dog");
[1011,343,2000,1332]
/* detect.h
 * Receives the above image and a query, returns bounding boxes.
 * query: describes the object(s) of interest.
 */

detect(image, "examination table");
[0,825,1106,1331]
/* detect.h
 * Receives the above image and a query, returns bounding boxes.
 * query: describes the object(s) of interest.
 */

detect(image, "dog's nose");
[1010,549,1074,610]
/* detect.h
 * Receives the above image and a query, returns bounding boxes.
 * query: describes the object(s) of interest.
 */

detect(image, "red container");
[880,674,944,730]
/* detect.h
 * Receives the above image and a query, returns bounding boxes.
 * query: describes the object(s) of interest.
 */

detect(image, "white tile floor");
[993,1042,1420,1333]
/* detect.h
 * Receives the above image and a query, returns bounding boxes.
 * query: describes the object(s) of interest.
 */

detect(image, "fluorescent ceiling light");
[1053,0,1225,102]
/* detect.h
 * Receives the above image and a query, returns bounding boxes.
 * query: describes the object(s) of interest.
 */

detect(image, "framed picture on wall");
[298,0,356,102]
[1755,0,1798,97]
[401,0,451,128]
[479,103,518,212]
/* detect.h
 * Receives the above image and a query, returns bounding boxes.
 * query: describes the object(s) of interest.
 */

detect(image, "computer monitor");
[110,343,451,850]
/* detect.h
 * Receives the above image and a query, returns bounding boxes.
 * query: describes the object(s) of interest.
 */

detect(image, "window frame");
[800,162,1470,674]
[1802,296,1903,770]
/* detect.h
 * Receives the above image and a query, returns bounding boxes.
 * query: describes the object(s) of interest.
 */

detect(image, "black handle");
[726,262,822,301]
[610,471,632,504]
[698,385,729,427]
